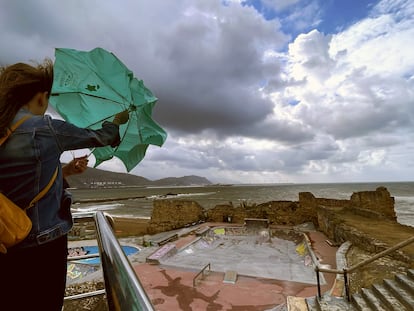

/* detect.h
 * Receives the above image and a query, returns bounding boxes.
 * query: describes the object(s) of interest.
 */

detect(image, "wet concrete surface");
[160,233,323,285]
[131,223,338,310]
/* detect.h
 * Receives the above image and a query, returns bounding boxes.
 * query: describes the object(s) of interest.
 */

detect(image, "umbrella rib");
[110,109,131,154]
[133,109,144,142]
[114,109,140,151]
[120,112,133,146]
[50,91,127,127]
[50,91,126,105]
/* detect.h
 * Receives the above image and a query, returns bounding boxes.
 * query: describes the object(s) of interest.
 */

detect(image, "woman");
[0,59,129,310]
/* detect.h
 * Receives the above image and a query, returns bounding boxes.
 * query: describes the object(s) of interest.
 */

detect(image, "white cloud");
[263,0,414,183]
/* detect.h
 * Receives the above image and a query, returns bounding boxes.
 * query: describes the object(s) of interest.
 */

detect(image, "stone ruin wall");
[349,186,396,219]
[145,187,396,236]
[147,199,205,234]
[204,195,351,228]
[205,201,303,225]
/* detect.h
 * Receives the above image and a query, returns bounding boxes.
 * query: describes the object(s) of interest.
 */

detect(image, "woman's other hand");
[62,155,89,178]
[113,110,129,125]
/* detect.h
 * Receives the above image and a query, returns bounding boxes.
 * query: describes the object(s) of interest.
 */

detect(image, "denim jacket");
[0,109,120,249]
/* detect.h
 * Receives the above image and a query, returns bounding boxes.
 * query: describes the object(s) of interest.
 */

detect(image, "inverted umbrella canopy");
[50,47,167,172]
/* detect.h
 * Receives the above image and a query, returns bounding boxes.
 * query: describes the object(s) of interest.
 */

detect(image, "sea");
[70,181,414,227]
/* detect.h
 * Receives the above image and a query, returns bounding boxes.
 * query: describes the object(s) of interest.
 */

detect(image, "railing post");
[316,266,321,299]
[193,263,211,287]
[343,268,350,302]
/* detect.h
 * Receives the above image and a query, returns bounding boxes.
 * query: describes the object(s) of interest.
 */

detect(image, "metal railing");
[311,235,414,301]
[65,211,154,311]
[193,263,211,287]
[65,214,105,303]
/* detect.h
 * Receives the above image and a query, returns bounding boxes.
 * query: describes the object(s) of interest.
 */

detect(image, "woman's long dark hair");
[0,59,53,137]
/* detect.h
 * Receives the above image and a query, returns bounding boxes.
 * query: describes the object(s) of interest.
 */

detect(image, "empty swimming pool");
[69,245,140,265]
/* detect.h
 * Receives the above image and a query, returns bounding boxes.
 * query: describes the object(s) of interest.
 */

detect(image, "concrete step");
[223,270,237,284]
[407,269,414,280]
[351,293,372,311]
[310,295,356,311]
[360,288,387,311]
[383,278,414,310]
[286,296,308,311]
[304,296,320,311]
[395,273,414,295]
[303,270,414,311]
[371,283,408,311]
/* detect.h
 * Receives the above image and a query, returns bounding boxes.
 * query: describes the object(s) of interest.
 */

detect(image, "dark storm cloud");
[143,3,290,139]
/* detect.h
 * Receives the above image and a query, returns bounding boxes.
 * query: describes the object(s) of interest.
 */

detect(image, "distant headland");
[65,165,212,188]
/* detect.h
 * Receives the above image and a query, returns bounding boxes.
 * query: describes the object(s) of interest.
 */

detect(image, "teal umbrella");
[50,47,167,172]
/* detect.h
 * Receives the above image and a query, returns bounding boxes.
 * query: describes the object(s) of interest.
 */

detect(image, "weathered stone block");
[350,187,396,220]
[148,199,205,234]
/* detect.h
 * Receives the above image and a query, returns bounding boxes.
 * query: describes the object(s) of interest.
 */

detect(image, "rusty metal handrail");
[311,235,414,301]
[346,236,414,273]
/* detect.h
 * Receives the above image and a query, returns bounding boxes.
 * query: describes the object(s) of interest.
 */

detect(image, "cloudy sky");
[1,0,413,184]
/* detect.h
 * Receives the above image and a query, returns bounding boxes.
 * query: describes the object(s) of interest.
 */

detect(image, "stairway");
[306,269,414,311]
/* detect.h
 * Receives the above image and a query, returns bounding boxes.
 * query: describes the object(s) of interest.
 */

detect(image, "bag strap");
[0,115,32,146]
[26,167,59,209]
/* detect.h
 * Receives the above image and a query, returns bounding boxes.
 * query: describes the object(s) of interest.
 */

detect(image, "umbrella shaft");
[87,148,96,158]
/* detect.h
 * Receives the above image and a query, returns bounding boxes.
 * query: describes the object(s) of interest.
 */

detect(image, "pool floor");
[69,245,139,265]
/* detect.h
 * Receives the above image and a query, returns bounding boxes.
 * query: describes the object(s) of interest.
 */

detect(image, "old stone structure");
[70,186,397,239]
[144,187,391,230]
[349,186,396,219]
[147,199,205,234]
